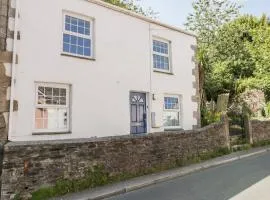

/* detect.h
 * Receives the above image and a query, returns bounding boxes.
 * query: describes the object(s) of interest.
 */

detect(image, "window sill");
[153,70,174,75]
[164,128,183,131]
[32,131,72,136]
[61,53,96,61]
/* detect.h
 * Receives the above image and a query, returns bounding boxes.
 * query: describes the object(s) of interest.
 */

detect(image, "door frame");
[129,91,150,134]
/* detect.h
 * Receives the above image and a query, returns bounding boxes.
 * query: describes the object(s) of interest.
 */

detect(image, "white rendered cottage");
[0,0,200,141]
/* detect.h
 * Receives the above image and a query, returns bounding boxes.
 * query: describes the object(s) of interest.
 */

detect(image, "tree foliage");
[102,0,158,18]
[206,15,270,100]
[185,0,242,104]
[185,0,241,45]
[185,0,270,103]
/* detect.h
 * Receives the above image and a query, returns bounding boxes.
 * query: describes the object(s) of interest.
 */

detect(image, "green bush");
[201,107,221,126]
[264,102,270,117]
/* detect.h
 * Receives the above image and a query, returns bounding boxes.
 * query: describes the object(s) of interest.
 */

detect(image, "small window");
[34,83,70,133]
[153,39,171,72]
[62,13,93,58]
[163,95,181,129]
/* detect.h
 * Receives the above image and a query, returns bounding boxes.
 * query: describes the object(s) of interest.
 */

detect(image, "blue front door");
[130,92,147,134]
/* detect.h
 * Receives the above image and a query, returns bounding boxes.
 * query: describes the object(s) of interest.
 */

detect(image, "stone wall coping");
[5,122,224,147]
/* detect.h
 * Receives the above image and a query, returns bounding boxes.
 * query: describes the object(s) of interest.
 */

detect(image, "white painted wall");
[9,0,198,141]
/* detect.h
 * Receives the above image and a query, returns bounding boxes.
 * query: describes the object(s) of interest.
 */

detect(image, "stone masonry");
[0,0,17,141]
[248,119,270,144]
[1,116,229,199]
[191,44,201,129]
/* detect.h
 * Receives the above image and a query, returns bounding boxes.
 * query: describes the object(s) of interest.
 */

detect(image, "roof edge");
[85,0,197,38]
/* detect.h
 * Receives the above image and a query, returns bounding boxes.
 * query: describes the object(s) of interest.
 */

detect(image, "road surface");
[106,151,270,200]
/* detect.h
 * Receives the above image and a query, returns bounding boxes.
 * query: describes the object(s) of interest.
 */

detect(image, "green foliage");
[252,140,270,148]
[201,107,221,126]
[31,165,110,200]
[265,102,270,117]
[205,15,270,101]
[186,0,270,103]
[185,0,241,45]
[102,0,158,18]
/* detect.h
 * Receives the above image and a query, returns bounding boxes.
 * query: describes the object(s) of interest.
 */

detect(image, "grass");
[13,147,232,200]
[252,139,270,148]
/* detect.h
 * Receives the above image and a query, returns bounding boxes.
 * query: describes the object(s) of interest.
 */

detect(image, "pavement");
[230,175,270,200]
[53,146,270,200]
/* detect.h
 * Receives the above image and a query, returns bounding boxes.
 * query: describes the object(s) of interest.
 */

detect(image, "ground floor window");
[163,95,181,129]
[34,83,70,133]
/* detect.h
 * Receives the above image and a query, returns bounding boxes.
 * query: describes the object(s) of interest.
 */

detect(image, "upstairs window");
[62,13,93,58]
[163,95,181,129]
[153,39,171,72]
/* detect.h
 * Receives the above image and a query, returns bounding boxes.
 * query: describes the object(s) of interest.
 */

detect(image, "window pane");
[153,40,169,54]
[78,19,84,27]
[164,97,179,110]
[77,46,84,55]
[63,34,70,43]
[84,48,91,56]
[65,15,71,24]
[85,28,90,35]
[163,112,180,127]
[65,23,71,31]
[71,17,78,25]
[70,45,77,54]
[131,105,137,122]
[35,108,68,130]
[37,86,67,106]
[65,15,91,36]
[153,54,169,70]
[63,43,70,53]
[84,39,90,47]
[60,89,66,96]
[78,37,84,46]
[78,26,84,34]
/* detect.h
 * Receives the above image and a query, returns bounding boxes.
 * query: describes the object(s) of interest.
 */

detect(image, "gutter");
[8,0,19,140]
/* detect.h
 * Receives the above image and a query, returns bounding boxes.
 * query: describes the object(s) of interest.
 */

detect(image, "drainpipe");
[148,23,153,132]
[8,0,19,140]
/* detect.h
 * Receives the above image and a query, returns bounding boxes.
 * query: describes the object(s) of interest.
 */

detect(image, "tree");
[206,15,270,101]
[185,0,241,45]
[102,0,158,18]
[184,0,242,104]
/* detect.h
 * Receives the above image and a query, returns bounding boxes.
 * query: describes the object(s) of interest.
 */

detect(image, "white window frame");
[163,94,182,129]
[33,82,70,134]
[61,11,94,59]
[152,37,172,73]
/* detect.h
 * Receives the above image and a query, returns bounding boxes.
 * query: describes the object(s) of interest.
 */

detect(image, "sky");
[138,0,270,29]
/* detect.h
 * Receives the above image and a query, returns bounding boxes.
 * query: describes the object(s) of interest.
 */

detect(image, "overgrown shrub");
[263,102,270,118]
[201,106,221,126]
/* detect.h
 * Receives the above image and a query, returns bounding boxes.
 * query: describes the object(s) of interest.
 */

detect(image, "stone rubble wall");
[1,116,229,199]
[248,119,270,144]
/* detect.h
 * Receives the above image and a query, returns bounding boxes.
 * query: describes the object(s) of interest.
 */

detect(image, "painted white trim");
[61,11,95,59]
[163,94,183,129]
[152,37,172,73]
[32,82,71,134]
